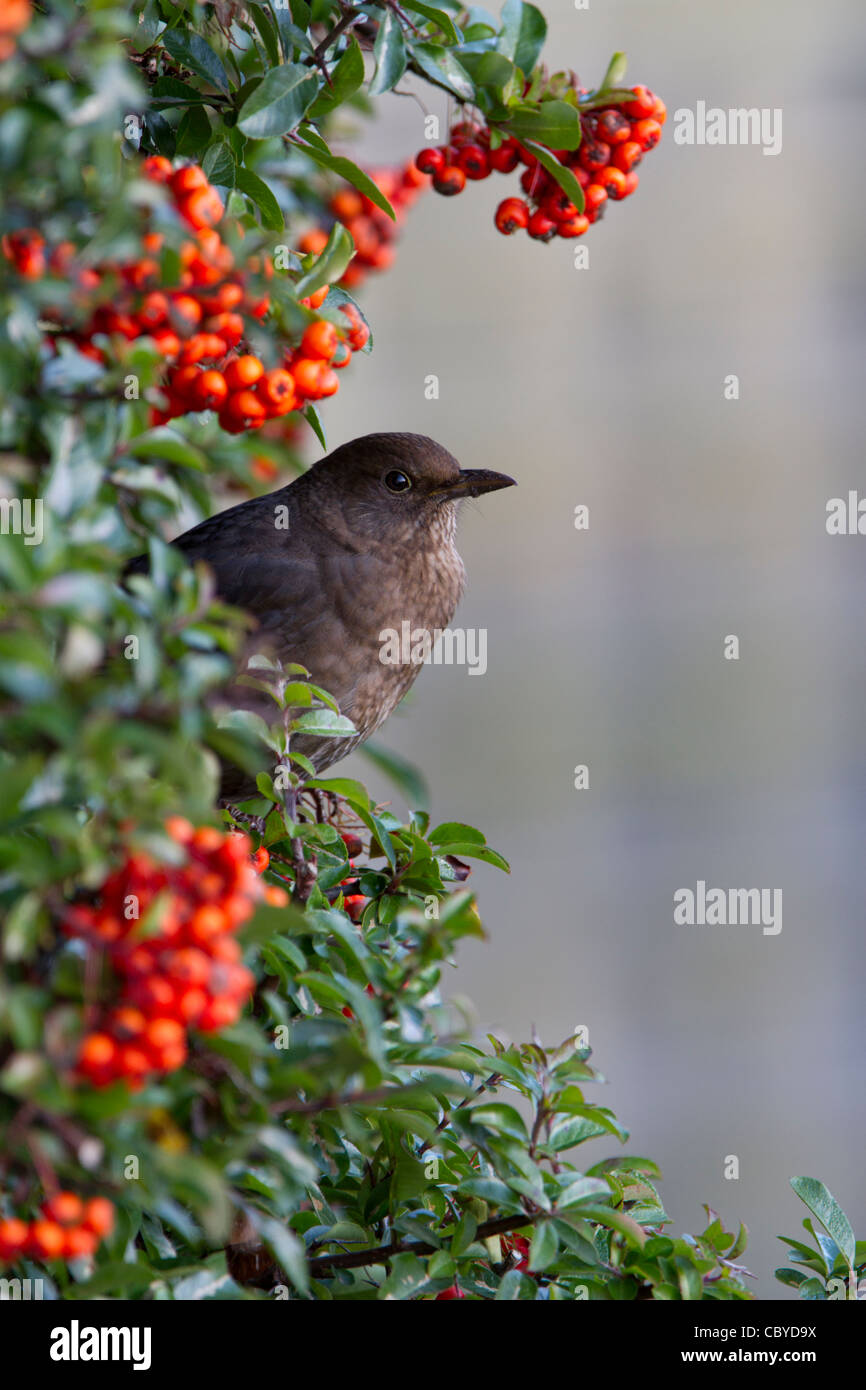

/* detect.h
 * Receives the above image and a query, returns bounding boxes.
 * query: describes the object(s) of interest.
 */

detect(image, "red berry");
[42,1192,84,1226]
[596,166,628,200]
[494,197,530,235]
[81,1197,115,1238]
[596,109,632,145]
[191,369,228,411]
[301,320,339,361]
[489,140,520,174]
[578,139,611,173]
[223,355,264,392]
[435,1284,466,1300]
[556,214,590,238]
[612,141,643,173]
[632,117,662,152]
[527,210,558,242]
[414,147,446,177]
[432,166,466,196]
[542,188,579,223]
[584,184,608,214]
[28,1220,66,1261]
[63,1226,99,1260]
[0,1218,29,1263]
[624,85,657,120]
[456,144,490,180]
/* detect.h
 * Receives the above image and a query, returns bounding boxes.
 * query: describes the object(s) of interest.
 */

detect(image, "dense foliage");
[0,0,860,1301]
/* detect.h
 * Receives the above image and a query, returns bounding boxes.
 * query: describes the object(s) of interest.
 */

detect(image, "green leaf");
[305,777,370,807]
[467,1102,528,1142]
[501,99,581,150]
[308,36,365,116]
[237,63,321,138]
[124,429,208,470]
[298,132,396,220]
[529,1219,559,1272]
[410,43,475,101]
[292,709,356,738]
[577,1204,647,1250]
[429,822,485,847]
[521,139,585,212]
[369,9,408,95]
[295,221,356,295]
[202,140,236,188]
[600,52,628,91]
[791,1177,856,1269]
[161,28,230,94]
[405,3,461,45]
[498,0,546,75]
[235,167,284,230]
[249,1210,309,1294]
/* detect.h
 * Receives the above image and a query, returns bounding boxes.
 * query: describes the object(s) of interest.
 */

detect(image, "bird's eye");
[384,469,412,493]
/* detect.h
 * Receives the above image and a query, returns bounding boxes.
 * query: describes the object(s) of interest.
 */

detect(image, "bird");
[147,432,515,800]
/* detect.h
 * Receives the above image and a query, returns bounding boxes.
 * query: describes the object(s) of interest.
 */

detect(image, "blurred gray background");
[305,0,865,1295]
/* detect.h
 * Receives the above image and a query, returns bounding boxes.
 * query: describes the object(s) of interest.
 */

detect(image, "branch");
[307,1211,535,1276]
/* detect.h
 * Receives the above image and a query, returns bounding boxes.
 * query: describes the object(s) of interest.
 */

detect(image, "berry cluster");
[0,1194,114,1266]
[1,157,372,433]
[298,160,427,292]
[65,820,283,1088]
[0,0,30,62]
[414,85,665,242]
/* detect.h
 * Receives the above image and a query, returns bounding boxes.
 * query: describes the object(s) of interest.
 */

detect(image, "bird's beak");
[436,469,517,499]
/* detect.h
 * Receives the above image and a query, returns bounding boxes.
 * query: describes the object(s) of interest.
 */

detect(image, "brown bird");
[161,432,515,799]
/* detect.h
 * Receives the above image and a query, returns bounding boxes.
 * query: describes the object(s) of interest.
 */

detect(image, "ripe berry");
[622,171,640,197]
[78,1032,118,1083]
[584,184,608,214]
[257,368,297,414]
[556,214,590,238]
[251,846,270,873]
[596,166,628,200]
[494,197,530,235]
[542,189,579,223]
[414,147,446,177]
[578,139,611,173]
[624,85,657,120]
[596,109,632,145]
[331,189,365,220]
[432,166,466,196]
[191,369,228,411]
[435,1284,466,1300]
[652,96,667,125]
[142,155,173,183]
[612,141,643,173]
[0,1218,29,1263]
[205,312,243,346]
[291,358,339,399]
[456,144,490,180]
[171,165,209,196]
[63,1226,99,1260]
[28,1220,66,1261]
[81,1198,115,1238]
[301,320,339,361]
[179,187,224,229]
[42,1192,84,1227]
[223,355,264,392]
[632,117,662,152]
[489,140,520,174]
[527,210,558,242]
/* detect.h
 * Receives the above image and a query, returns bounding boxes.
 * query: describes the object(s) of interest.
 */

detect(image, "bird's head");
[302,432,516,549]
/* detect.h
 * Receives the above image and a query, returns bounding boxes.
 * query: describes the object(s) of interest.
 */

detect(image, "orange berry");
[151,328,182,358]
[81,1197,115,1239]
[291,358,339,400]
[29,1220,66,1261]
[263,884,289,907]
[205,312,243,347]
[223,354,264,391]
[179,186,224,230]
[169,294,203,330]
[223,389,267,429]
[308,284,330,309]
[0,1218,29,1263]
[332,189,364,220]
[42,1192,84,1227]
[110,1006,147,1041]
[171,165,208,196]
[143,155,173,183]
[300,320,339,361]
[118,1044,151,1082]
[78,1032,118,1083]
[62,1225,99,1260]
[298,229,328,256]
[251,846,270,874]
[196,997,239,1032]
[191,369,228,410]
[165,815,194,843]
[257,368,297,414]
